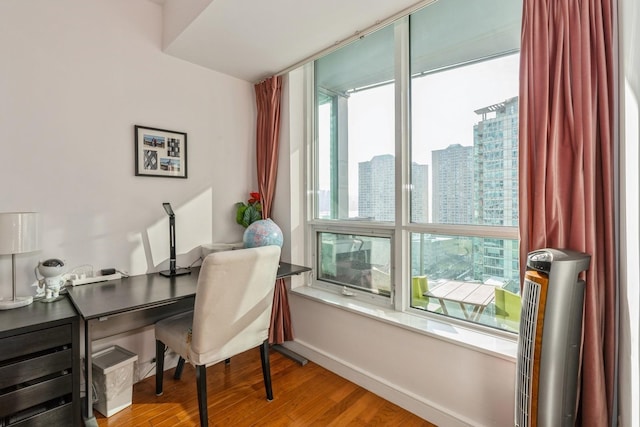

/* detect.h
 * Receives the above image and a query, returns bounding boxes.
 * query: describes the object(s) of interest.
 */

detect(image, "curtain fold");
[254,75,293,344]
[519,0,616,425]
[255,76,282,219]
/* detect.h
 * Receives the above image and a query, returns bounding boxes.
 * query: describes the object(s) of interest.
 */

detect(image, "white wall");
[287,297,516,427]
[273,70,307,272]
[618,0,640,425]
[0,0,256,300]
[162,0,213,50]
[0,0,257,373]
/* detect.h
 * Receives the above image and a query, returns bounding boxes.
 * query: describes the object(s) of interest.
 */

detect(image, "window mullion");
[394,17,410,310]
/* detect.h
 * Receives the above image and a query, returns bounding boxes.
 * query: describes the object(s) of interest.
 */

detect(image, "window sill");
[290,285,517,362]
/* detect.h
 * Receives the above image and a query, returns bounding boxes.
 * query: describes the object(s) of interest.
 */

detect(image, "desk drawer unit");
[0,300,80,427]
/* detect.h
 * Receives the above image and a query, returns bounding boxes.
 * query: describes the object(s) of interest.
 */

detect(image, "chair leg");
[259,340,273,401]
[195,364,208,427]
[155,340,166,396]
[174,357,185,380]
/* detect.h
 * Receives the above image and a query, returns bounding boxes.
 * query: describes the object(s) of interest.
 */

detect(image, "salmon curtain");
[255,75,292,344]
[519,0,616,425]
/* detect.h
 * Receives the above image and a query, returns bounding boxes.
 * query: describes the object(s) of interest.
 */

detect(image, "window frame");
[307,8,521,333]
[310,222,396,307]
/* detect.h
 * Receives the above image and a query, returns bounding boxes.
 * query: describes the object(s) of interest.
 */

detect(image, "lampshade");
[0,212,39,310]
[0,212,39,254]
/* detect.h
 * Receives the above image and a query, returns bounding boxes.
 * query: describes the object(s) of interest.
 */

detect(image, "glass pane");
[315,24,395,221]
[318,232,391,297]
[410,3,520,225]
[410,232,520,332]
[409,0,521,75]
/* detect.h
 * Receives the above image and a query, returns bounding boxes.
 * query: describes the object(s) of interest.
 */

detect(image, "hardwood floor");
[95,347,435,426]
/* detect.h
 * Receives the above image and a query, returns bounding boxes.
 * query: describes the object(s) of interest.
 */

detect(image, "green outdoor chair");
[411,276,429,308]
[411,276,442,313]
[494,287,522,331]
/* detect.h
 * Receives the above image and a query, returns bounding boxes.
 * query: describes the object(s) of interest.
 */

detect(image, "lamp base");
[0,296,33,310]
[159,268,191,277]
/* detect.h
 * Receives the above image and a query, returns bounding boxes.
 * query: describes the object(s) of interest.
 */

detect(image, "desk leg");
[83,319,98,427]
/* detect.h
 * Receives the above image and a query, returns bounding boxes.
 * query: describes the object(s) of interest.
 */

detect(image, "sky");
[348,54,520,167]
[318,53,520,209]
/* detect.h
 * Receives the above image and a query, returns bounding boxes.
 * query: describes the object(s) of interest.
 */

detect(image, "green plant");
[235,192,262,228]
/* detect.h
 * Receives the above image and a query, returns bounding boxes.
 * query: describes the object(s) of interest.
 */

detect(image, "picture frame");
[135,125,187,178]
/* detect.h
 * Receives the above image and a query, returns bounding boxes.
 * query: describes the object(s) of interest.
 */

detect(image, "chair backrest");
[412,276,427,296]
[190,245,281,364]
[411,276,429,305]
[494,287,522,321]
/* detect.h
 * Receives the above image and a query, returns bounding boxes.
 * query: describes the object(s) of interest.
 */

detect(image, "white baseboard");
[281,340,476,427]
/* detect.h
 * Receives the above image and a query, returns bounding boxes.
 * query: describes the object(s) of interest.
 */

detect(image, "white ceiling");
[158,0,431,83]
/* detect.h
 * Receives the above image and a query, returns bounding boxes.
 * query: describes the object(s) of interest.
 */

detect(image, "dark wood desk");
[0,298,80,426]
[67,262,310,426]
[275,262,311,279]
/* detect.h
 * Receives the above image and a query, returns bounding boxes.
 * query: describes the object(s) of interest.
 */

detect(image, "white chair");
[155,245,281,427]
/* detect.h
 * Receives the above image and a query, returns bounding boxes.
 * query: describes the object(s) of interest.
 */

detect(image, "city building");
[358,155,430,223]
[358,154,395,221]
[411,162,429,223]
[432,144,474,224]
[472,96,519,284]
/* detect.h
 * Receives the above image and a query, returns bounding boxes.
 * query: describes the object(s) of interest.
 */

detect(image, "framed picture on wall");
[135,125,187,178]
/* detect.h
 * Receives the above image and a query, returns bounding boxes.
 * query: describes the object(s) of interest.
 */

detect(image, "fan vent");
[515,277,541,427]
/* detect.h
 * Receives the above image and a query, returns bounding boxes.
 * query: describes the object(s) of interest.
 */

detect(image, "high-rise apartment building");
[472,96,519,283]
[432,144,474,224]
[411,162,429,223]
[358,154,395,221]
[358,155,430,223]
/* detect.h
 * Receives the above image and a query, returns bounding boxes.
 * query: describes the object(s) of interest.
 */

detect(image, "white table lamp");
[0,212,39,310]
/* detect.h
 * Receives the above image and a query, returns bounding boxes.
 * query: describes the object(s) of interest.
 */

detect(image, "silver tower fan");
[515,248,590,427]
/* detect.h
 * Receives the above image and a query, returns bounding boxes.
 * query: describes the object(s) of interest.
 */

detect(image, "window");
[317,231,392,298]
[310,0,523,333]
[315,24,395,222]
